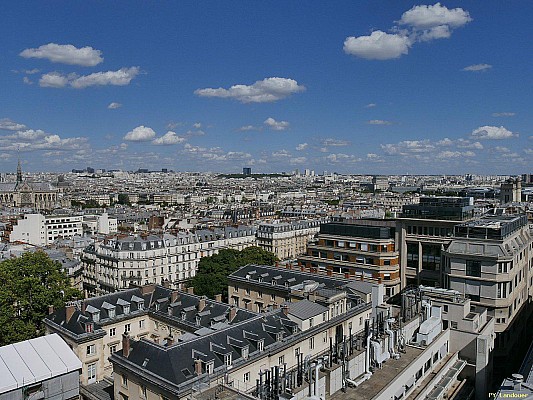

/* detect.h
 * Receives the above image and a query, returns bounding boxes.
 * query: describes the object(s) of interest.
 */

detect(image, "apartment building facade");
[44,284,257,386]
[297,220,401,296]
[256,219,323,260]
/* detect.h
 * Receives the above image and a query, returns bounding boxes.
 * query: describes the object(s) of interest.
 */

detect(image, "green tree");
[189,246,277,301]
[0,251,83,346]
[117,193,131,205]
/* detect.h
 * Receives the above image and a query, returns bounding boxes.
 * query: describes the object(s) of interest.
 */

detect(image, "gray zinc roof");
[0,334,81,394]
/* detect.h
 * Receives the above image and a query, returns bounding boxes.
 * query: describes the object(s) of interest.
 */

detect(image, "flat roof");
[0,334,82,394]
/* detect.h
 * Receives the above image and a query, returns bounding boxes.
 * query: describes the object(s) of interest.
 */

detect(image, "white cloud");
[23,76,33,85]
[264,117,290,131]
[70,67,140,89]
[368,119,392,125]
[194,77,305,103]
[437,150,475,159]
[20,43,103,66]
[0,118,26,131]
[272,150,291,158]
[193,122,202,129]
[494,146,511,153]
[39,67,140,89]
[296,143,308,151]
[456,139,484,149]
[152,131,185,145]
[365,103,377,108]
[108,102,122,109]
[381,140,434,155]
[492,112,516,117]
[239,125,260,132]
[345,3,471,61]
[325,153,361,163]
[470,126,516,140]
[524,149,533,155]
[290,157,307,165]
[321,138,350,147]
[39,72,70,88]
[399,3,472,30]
[436,137,454,146]
[462,64,492,72]
[344,31,412,60]
[366,153,384,162]
[123,126,156,142]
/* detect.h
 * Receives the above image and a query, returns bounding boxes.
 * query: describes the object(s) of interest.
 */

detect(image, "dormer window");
[276,332,283,341]
[123,305,130,315]
[92,311,100,323]
[257,340,264,352]
[196,316,201,326]
[155,303,160,311]
[85,322,94,333]
[225,354,232,366]
[181,311,186,321]
[206,362,214,375]
[242,346,249,359]
[108,308,116,318]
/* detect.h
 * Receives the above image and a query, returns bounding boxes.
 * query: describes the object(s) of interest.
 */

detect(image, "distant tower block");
[500,177,521,204]
[242,167,252,175]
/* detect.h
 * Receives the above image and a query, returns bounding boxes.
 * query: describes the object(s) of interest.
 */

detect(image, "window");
[451,321,458,329]
[243,372,250,383]
[225,354,232,366]
[109,327,116,337]
[279,355,285,365]
[125,323,131,333]
[86,344,96,356]
[295,347,300,358]
[323,312,327,322]
[258,291,263,298]
[271,294,276,301]
[87,362,96,383]
[245,288,250,295]
[258,340,264,352]
[121,374,128,387]
[110,344,117,353]
[309,317,314,327]
[139,319,145,329]
[140,385,147,398]
[309,337,315,350]
[466,260,481,277]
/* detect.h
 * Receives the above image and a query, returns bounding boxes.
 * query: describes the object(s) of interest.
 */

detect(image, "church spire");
[17,158,22,183]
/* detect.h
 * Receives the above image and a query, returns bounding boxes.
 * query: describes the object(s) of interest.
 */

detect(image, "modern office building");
[397,196,475,287]
[297,220,401,296]
[9,213,83,246]
[443,213,533,389]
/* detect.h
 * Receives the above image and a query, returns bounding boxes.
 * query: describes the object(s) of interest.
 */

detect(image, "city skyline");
[1,1,531,174]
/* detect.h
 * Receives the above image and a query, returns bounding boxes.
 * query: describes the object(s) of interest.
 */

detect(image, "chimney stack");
[214,294,222,303]
[171,290,180,304]
[48,305,54,315]
[194,359,202,376]
[228,306,237,322]
[141,283,157,295]
[65,302,76,323]
[198,297,206,312]
[122,334,131,357]
[512,374,523,391]
[281,304,290,316]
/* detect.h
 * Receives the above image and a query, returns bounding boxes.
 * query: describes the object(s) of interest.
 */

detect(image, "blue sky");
[1,1,531,174]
